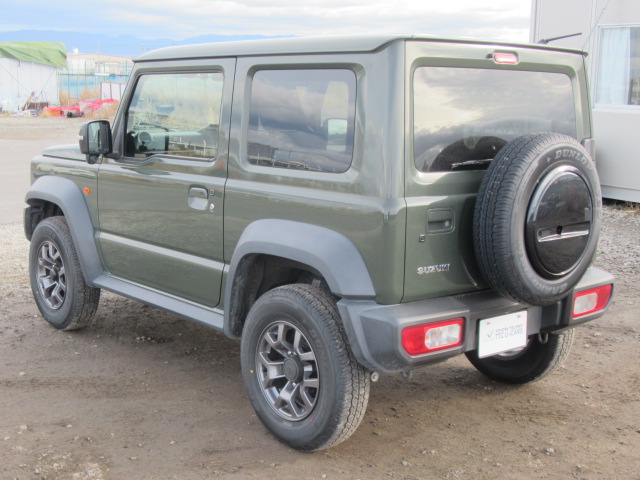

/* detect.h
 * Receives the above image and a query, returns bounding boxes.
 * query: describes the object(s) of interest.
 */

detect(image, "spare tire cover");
[473,133,601,306]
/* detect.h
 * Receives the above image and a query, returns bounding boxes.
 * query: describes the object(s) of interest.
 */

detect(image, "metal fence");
[58,73,130,100]
[57,58,133,100]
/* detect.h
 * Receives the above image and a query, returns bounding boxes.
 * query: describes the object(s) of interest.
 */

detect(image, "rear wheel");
[29,216,100,330]
[240,284,370,451]
[465,329,575,384]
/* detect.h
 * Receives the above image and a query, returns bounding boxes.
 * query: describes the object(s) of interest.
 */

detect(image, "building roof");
[0,41,67,68]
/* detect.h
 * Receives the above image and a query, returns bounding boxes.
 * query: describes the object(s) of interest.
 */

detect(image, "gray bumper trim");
[338,267,614,373]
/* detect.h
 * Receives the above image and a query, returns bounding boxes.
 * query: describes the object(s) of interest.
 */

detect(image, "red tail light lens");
[402,319,464,356]
[493,52,519,65]
[572,284,613,318]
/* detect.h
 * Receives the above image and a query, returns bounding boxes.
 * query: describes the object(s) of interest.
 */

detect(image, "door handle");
[427,208,454,233]
[188,187,209,210]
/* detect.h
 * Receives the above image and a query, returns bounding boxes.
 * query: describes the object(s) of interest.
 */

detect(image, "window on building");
[595,26,640,106]
[247,69,356,173]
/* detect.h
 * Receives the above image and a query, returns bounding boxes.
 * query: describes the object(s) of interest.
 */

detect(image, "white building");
[531,0,640,202]
[65,52,133,76]
[0,41,66,113]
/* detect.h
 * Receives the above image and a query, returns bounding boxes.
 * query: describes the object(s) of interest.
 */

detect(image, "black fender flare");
[25,176,103,284]
[224,219,376,337]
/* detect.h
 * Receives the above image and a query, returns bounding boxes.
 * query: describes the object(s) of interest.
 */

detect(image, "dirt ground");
[0,117,638,480]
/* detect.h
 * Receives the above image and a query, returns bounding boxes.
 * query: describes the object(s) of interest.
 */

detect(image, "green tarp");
[0,41,67,68]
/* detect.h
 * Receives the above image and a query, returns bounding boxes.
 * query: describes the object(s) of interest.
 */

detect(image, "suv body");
[25,35,614,450]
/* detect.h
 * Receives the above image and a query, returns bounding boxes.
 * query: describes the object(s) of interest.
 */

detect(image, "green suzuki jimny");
[25,35,614,451]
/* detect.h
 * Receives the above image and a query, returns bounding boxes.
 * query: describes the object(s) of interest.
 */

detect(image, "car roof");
[135,34,584,62]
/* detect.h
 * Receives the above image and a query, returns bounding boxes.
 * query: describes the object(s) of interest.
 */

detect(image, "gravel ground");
[597,205,640,278]
[0,126,638,479]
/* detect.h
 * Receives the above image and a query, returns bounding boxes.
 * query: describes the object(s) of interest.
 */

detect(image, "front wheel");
[465,329,575,384]
[240,284,370,451]
[29,216,100,330]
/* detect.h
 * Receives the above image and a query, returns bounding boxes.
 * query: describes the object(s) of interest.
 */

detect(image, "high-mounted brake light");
[572,284,613,318]
[402,318,464,356]
[493,52,519,65]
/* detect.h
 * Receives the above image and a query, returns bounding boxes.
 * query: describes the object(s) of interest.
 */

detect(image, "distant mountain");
[0,30,291,58]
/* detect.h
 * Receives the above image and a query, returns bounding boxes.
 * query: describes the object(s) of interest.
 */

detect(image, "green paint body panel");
[401,40,592,303]
[25,34,597,329]
[224,48,406,305]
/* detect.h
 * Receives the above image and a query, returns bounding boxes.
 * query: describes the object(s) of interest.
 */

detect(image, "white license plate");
[478,311,528,358]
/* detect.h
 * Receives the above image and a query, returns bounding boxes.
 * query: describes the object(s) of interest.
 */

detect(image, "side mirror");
[79,120,112,163]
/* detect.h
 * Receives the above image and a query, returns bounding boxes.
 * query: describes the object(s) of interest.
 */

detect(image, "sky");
[2,0,532,43]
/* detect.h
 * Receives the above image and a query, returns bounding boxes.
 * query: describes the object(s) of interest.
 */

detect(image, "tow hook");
[537,332,549,344]
[371,372,380,383]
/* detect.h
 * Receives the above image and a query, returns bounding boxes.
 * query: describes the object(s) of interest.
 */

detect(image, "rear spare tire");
[473,133,601,306]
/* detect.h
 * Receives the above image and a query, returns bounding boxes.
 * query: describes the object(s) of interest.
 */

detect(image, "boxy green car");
[24,35,614,451]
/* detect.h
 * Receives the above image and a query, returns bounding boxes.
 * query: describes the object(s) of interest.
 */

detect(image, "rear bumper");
[338,267,614,373]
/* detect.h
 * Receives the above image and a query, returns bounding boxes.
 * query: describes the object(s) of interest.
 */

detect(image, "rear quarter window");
[413,67,576,172]
[247,69,356,173]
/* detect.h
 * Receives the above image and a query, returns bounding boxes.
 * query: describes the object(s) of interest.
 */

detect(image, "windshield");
[413,67,576,172]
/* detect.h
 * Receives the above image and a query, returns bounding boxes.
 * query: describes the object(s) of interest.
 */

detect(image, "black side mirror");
[79,120,112,164]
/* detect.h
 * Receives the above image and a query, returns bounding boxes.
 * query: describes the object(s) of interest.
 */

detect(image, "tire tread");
[473,133,601,306]
[241,283,370,452]
[281,284,370,451]
[30,216,100,330]
[466,329,575,384]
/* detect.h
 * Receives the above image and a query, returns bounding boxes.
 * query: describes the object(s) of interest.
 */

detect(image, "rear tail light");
[572,284,612,318]
[402,318,464,356]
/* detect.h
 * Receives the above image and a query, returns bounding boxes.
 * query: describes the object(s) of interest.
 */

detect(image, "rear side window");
[413,67,576,172]
[125,72,223,159]
[247,69,356,173]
